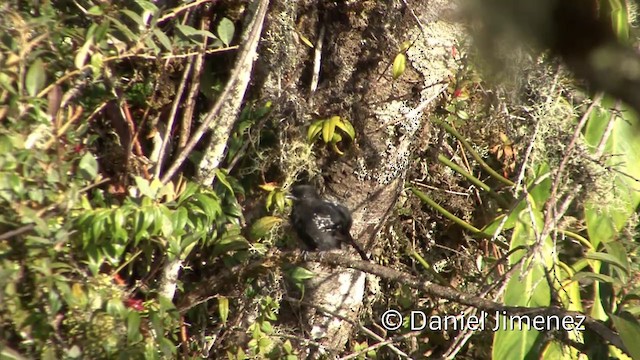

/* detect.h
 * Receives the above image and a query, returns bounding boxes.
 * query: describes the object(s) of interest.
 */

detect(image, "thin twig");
[179,16,210,151]
[160,0,270,184]
[593,100,620,159]
[284,297,413,359]
[310,23,325,95]
[158,0,213,23]
[154,57,194,178]
[35,46,238,98]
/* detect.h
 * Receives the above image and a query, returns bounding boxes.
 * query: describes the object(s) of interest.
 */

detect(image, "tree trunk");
[253,0,463,355]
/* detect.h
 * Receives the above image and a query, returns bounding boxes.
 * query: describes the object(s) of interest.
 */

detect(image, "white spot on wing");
[313,214,333,231]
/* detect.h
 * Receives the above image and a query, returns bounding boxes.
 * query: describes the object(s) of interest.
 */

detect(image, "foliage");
[307,115,356,155]
[410,67,640,359]
[0,0,248,358]
[3,0,640,358]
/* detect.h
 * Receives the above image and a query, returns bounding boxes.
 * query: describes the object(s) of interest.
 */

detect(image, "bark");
[252,0,464,354]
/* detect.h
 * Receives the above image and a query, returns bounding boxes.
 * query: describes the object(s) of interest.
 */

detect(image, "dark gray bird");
[289,185,368,260]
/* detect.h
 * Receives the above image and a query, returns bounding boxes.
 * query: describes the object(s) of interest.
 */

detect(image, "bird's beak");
[285,193,296,200]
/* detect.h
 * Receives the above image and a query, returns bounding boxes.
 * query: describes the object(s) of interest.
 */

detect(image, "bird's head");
[288,185,320,201]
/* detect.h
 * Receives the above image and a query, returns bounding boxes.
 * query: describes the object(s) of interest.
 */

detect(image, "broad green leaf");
[572,271,622,285]
[211,232,248,257]
[193,193,222,219]
[153,28,173,51]
[134,0,159,13]
[78,152,98,180]
[121,9,146,28]
[611,313,640,359]
[26,58,46,97]
[493,205,552,360]
[217,17,235,46]
[601,0,630,43]
[177,182,199,205]
[265,190,275,211]
[584,98,640,249]
[583,97,640,322]
[172,207,188,232]
[584,251,629,276]
[215,169,234,195]
[250,216,282,239]
[603,241,630,282]
[107,16,137,41]
[87,5,103,15]
[127,311,142,343]
[176,24,219,42]
[288,266,315,282]
[134,176,152,198]
[456,109,469,120]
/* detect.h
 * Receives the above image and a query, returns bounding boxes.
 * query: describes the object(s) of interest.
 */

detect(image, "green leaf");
[78,152,99,180]
[75,25,95,69]
[215,169,234,195]
[121,9,146,29]
[307,120,324,143]
[211,233,248,257]
[572,271,622,285]
[153,28,173,51]
[323,116,339,143]
[87,5,103,15]
[107,16,138,41]
[392,53,406,80]
[217,18,235,46]
[584,98,640,249]
[493,205,552,360]
[172,207,188,233]
[127,311,142,343]
[193,193,222,219]
[250,216,282,239]
[134,176,153,198]
[218,296,229,325]
[456,109,469,120]
[288,266,315,282]
[265,190,275,211]
[611,313,640,359]
[134,0,159,13]
[275,191,285,212]
[176,24,219,42]
[335,118,356,140]
[26,58,46,97]
[584,251,629,276]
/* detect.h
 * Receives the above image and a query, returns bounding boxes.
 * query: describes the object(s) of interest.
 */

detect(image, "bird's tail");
[344,233,368,261]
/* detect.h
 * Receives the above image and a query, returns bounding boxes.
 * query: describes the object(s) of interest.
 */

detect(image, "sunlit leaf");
[250,216,282,239]
[78,152,99,180]
[218,296,229,325]
[217,17,235,46]
[307,119,324,143]
[611,313,640,359]
[392,53,406,80]
[26,58,46,97]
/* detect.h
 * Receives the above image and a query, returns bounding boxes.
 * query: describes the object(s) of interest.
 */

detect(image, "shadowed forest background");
[2,0,640,359]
